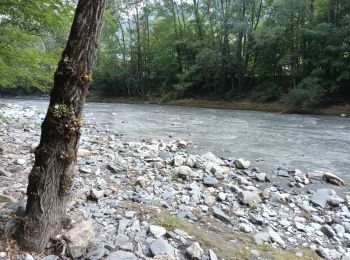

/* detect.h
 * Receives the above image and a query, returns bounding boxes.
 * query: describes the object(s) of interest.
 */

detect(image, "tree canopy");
[1,0,350,107]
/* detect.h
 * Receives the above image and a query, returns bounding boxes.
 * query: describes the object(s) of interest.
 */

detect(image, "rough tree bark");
[16,0,107,252]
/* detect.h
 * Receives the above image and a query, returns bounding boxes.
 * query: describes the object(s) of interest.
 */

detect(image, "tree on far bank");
[16,0,107,252]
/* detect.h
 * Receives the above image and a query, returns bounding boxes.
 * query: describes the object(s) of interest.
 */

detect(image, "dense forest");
[1,0,350,107]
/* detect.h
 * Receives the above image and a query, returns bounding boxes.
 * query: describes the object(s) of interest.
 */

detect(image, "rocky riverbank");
[0,103,349,260]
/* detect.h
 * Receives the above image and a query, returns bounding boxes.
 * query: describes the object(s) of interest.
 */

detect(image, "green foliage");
[281,77,326,108]
[249,82,281,102]
[171,170,181,181]
[159,214,181,227]
[0,0,73,92]
[1,0,349,106]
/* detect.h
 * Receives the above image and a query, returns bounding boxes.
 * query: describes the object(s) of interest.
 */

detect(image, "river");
[1,98,350,182]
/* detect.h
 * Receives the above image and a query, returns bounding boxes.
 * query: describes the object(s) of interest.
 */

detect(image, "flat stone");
[268,227,285,245]
[306,171,324,180]
[255,172,267,182]
[173,229,188,237]
[186,242,204,259]
[106,250,137,260]
[310,189,336,208]
[203,177,218,186]
[238,191,261,205]
[212,206,231,224]
[150,238,174,256]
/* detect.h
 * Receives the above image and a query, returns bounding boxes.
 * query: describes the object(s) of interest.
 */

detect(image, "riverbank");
[1,102,350,259]
[87,96,350,116]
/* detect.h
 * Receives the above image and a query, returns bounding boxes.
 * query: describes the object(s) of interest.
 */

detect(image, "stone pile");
[0,103,349,260]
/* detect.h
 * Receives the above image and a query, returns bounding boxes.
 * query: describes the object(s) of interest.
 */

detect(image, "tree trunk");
[16,0,107,252]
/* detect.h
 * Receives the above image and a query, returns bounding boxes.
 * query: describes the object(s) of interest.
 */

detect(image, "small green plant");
[171,170,181,181]
[0,115,7,122]
[248,201,258,210]
[257,242,270,251]
[160,215,181,227]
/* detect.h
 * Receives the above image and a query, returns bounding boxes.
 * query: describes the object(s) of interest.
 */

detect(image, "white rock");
[77,149,91,157]
[186,242,204,259]
[234,158,251,169]
[149,225,167,238]
[268,227,285,245]
[16,158,26,165]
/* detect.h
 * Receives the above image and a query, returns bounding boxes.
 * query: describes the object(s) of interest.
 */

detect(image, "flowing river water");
[2,98,350,183]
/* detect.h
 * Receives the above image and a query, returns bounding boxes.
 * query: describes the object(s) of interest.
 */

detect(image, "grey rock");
[63,221,95,259]
[173,155,186,166]
[106,250,137,260]
[332,224,345,236]
[327,195,345,206]
[85,244,106,260]
[150,238,174,256]
[239,223,253,233]
[89,189,104,200]
[212,206,231,224]
[268,227,285,245]
[17,254,34,260]
[118,219,129,234]
[238,191,261,205]
[41,255,59,260]
[186,242,204,260]
[250,250,261,258]
[204,195,216,206]
[177,165,193,178]
[310,189,336,208]
[254,232,270,245]
[208,249,218,260]
[217,192,227,202]
[80,166,93,174]
[173,229,188,237]
[255,172,267,182]
[203,177,218,186]
[115,234,129,245]
[249,214,263,225]
[321,225,336,237]
[159,151,172,160]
